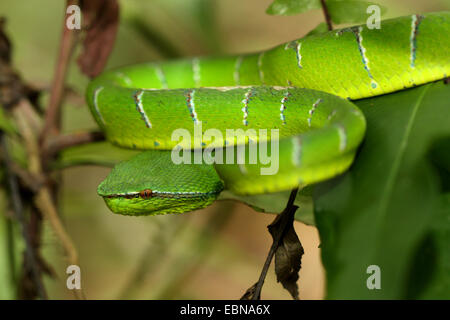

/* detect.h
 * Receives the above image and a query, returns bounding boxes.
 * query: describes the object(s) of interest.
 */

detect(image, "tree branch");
[45,131,105,158]
[40,0,79,145]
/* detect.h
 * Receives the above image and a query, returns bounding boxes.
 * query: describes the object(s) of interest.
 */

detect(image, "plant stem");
[320,0,333,31]
[0,133,47,299]
[14,103,84,299]
[45,131,105,158]
[40,0,79,146]
[250,187,299,300]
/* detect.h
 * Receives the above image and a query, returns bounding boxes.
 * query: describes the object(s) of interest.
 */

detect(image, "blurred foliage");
[0,188,23,299]
[267,0,322,15]
[0,0,448,300]
[314,82,450,299]
[267,0,386,25]
[326,0,387,24]
[305,22,329,35]
[55,142,141,169]
[0,107,16,134]
[221,186,315,225]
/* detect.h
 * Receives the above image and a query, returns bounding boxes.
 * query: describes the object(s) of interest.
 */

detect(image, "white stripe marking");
[154,64,168,89]
[186,89,199,125]
[409,14,423,68]
[234,56,243,85]
[241,88,253,126]
[192,58,201,87]
[292,136,301,167]
[134,90,152,128]
[327,109,337,121]
[336,124,347,152]
[295,42,302,68]
[258,52,265,84]
[116,72,133,87]
[93,86,105,126]
[284,41,302,68]
[307,98,323,127]
[353,26,378,89]
[280,90,290,124]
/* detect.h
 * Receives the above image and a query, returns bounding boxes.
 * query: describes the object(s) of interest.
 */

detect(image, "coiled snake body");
[86,12,449,215]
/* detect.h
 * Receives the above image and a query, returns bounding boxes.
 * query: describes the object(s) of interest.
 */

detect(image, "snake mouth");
[101,190,220,199]
[101,191,220,216]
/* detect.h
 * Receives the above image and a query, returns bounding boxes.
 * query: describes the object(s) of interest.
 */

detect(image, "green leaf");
[306,22,329,36]
[416,193,450,299]
[429,137,450,188]
[191,0,222,53]
[54,141,141,169]
[314,82,450,299]
[410,141,450,298]
[266,0,320,16]
[220,186,315,225]
[327,0,387,25]
[266,0,386,22]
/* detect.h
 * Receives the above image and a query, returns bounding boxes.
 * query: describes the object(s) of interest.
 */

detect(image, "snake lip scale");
[103,190,220,199]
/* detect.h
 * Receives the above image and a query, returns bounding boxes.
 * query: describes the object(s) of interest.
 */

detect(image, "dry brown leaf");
[268,207,304,300]
[77,0,119,78]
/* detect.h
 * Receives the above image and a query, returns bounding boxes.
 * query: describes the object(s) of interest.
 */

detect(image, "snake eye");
[139,189,152,199]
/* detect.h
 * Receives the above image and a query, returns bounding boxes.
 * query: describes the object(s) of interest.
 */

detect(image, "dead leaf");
[77,0,119,78]
[0,17,11,63]
[268,206,304,300]
[0,17,32,109]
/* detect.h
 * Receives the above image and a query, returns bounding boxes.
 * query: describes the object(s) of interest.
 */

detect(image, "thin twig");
[45,131,105,158]
[51,159,118,170]
[9,162,45,193]
[250,187,298,300]
[33,190,78,266]
[0,132,47,299]
[320,0,333,31]
[40,0,79,145]
[14,102,84,299]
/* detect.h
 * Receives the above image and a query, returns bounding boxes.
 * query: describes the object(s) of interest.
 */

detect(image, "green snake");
[86,12,449,216]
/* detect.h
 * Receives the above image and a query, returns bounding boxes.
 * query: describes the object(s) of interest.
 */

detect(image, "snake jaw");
[101,192,219,216]
[96,150,225,216]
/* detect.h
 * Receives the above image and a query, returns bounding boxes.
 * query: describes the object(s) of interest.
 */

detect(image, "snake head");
[97,150,224,215]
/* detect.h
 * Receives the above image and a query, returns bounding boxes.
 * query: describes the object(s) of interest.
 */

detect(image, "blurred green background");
[0,0,448,299]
